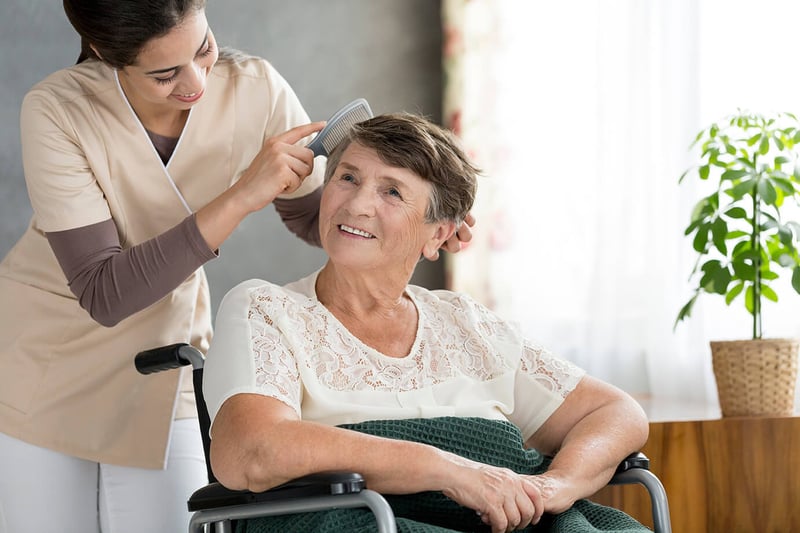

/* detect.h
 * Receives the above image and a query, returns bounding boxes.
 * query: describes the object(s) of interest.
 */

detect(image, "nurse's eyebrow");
[144,30,209,75]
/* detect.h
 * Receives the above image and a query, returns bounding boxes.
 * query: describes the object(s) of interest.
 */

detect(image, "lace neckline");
[312,277,424,361]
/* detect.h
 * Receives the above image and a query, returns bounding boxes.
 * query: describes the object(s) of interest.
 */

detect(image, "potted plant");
[675,109,800,416]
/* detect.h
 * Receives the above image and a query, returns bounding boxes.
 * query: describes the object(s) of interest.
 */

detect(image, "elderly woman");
[203,113,650,533]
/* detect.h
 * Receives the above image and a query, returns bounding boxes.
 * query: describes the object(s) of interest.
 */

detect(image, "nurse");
[0,1,471,532]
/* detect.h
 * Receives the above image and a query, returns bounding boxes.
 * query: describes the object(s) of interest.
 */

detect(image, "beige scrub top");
[0,55,324,469]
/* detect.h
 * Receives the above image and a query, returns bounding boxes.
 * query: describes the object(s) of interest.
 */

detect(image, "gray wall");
[0,1,444,314]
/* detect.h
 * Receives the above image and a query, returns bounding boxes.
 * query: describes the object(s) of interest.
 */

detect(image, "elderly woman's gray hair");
[324,113,479,225]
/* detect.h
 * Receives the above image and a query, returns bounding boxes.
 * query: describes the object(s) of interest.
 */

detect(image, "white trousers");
[0,419,206,533]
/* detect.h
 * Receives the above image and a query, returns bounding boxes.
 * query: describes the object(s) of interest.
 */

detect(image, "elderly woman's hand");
[441,458,544,533]
[522,472,580,515]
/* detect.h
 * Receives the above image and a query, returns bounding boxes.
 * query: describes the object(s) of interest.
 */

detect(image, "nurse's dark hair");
[63,0,207,68]
[324,113,479,225]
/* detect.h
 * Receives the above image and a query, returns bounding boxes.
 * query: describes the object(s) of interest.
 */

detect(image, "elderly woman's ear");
[422,221,458,261]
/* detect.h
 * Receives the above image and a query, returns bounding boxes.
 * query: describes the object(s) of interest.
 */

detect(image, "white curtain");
[444,0,800,406]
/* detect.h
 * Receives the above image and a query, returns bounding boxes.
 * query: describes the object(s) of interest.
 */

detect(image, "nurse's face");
[116,9,218,115]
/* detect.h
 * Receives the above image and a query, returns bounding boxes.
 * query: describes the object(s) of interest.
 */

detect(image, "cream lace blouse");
[204,270,585,442]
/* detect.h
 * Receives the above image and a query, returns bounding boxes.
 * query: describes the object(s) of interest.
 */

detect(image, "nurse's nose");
[179,62,206,95]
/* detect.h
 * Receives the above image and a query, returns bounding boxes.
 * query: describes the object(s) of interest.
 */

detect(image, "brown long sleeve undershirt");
[46,188,322,327]
[272,185,321,247]
[47,215,217,327]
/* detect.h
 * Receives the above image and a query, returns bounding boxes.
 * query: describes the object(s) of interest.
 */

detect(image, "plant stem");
[752,179,762,339]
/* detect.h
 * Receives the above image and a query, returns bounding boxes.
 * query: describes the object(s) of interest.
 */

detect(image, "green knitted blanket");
[238,417,650,533]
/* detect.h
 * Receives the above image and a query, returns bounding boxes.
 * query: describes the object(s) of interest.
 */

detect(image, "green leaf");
[725,229,750,241]
[721,169,750,181]
[724,207,747,219]
[745,285,755,314]
[761,269,779,280]
[760,211,778,225]
[772,177,796,194]
[746,133,761,146]
[712,266,732,294]
[732,258,756,281]
[699,259,722,289]
[738,242,760,255]
[774,155,791,166]
[729,179,756,199]
[699,165,710,180]
[759,135,770,154]
[674,293,698,330]
[778,226,794,246]
[699,260,726,292]
[758,179,778,205]
[701,259,723,273]
[732,240,753,259]
[684,218,702,236]
[693,225,709,252]
[793,267,800,294]
[725,282,744,304]
[761,218,778,231]
[711,218,728,254]
[689,197,712,223]
[726,230,749,239]
[761,284,779,302]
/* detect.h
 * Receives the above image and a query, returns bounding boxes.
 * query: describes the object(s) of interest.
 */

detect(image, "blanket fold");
[238,417,650,533]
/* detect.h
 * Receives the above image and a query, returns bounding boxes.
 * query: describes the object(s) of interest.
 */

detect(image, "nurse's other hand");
[440,212,476,256]
[236,121,326,213]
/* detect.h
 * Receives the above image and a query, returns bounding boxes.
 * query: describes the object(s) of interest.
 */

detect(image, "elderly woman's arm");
[210,393,545,533]
[523,375,649,514]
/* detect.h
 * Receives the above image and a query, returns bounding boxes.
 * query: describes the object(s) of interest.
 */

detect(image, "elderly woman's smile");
[338,224,375,239]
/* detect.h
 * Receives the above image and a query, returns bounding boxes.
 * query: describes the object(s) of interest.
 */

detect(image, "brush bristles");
[320,106,373,153]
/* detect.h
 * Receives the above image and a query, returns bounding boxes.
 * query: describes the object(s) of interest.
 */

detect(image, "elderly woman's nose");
[344,186,378,215]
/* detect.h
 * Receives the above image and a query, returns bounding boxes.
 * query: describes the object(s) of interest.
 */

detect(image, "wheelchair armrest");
[608,452,672,533]
[135,342,204,373]
[188,471,367,512]
[614,451,650,474]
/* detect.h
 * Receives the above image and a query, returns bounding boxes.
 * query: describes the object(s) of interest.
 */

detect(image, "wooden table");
[590,398,800,533]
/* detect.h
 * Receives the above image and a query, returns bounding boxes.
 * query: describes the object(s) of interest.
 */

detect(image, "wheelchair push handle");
[135,342,205,374]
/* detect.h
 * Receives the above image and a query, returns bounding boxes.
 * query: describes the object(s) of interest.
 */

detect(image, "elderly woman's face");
[320,142,450,273]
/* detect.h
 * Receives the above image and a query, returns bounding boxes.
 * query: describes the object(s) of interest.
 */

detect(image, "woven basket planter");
[710,338,799,417]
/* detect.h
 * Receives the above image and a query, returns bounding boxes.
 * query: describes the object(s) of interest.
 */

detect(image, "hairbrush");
[307,98,374,157]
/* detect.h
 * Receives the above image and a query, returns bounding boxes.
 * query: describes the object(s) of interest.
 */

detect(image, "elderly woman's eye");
[388,187,402,198]
[341,173,355,182]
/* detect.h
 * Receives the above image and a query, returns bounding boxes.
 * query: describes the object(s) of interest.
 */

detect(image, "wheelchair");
[136,343,672,533]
